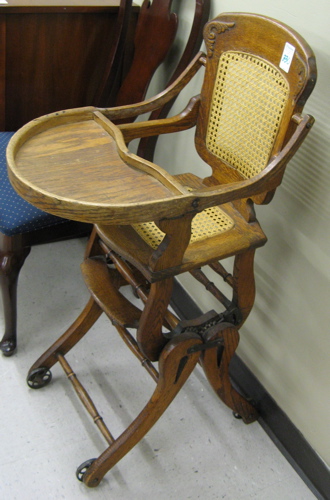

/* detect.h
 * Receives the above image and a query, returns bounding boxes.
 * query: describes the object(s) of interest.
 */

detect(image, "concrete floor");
[0,238,317,499]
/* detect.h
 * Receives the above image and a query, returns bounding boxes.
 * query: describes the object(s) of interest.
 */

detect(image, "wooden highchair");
[7,12,316,487]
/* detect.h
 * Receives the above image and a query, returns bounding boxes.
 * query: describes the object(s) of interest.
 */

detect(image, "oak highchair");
[7,12,316,487]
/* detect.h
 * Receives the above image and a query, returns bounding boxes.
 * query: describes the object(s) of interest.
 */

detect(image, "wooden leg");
[81,331,202,487]
[84,226,103,259]
[232,249,256,327]
[200,322,258,424]
[27,297,102,376]
[137,278,173,362]
[0,234,31,356]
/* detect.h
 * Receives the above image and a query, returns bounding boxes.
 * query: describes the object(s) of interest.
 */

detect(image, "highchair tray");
[6,107,196,225]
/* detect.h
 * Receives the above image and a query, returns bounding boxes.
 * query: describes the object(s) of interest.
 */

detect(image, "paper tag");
[280,42,295,73]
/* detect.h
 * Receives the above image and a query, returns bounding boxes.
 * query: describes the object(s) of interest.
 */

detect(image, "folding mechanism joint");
[165,306,242,342]
[187,338,224,354]
[222,306,242,326]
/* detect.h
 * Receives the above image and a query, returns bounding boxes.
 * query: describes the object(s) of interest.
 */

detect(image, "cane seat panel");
[132,205,234,249]
[96,201,267,282]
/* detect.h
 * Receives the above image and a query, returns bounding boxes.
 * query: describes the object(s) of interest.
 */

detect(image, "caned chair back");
[195,13,316,185]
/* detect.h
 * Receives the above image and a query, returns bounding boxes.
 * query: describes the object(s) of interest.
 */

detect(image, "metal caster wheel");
[27,367,52,389]
[233,411,243,419]
[76,458,96,482]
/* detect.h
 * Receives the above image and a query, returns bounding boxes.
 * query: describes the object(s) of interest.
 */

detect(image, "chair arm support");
[117,96,201,143]
[99,52,205,122]
[191,113,315,209]
[91,111,314,218]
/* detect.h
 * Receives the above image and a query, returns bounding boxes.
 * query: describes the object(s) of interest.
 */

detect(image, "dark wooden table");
[0,1,138,131]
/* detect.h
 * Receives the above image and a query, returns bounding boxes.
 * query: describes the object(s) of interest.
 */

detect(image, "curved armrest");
[189,113,315,211]
[99,52,205,122]
[117,95,201,143]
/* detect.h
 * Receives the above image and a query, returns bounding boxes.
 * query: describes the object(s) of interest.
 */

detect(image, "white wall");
[135,0,330,467]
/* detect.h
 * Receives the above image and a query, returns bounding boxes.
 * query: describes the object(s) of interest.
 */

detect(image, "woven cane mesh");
[132,206,234,249]
[206,51,289,178]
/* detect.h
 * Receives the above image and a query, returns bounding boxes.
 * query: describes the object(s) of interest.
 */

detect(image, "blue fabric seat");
[0,132,68,236]
[1,131,89,357]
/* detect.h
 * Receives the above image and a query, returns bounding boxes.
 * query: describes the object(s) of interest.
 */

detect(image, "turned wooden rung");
[57,354,115,445]
[209,261,235,288]
[116,324,159,383]
[190,267,232,309]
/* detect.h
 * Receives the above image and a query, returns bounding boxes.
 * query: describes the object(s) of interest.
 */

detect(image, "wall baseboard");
[171,281,330,500]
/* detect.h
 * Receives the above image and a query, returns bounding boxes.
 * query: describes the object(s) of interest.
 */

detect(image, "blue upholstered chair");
[0,132,90,356]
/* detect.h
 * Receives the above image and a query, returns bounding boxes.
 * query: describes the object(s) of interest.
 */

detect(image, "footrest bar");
[57,354,115,445]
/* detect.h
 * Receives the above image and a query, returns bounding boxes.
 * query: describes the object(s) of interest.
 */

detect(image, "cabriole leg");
[0,234,31,356]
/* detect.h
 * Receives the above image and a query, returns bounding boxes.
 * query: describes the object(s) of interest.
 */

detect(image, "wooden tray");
[7,107,193,224]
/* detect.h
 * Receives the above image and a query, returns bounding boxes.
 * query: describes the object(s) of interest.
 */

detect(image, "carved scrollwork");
[293,51,307,100]
[204,21,235,58]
